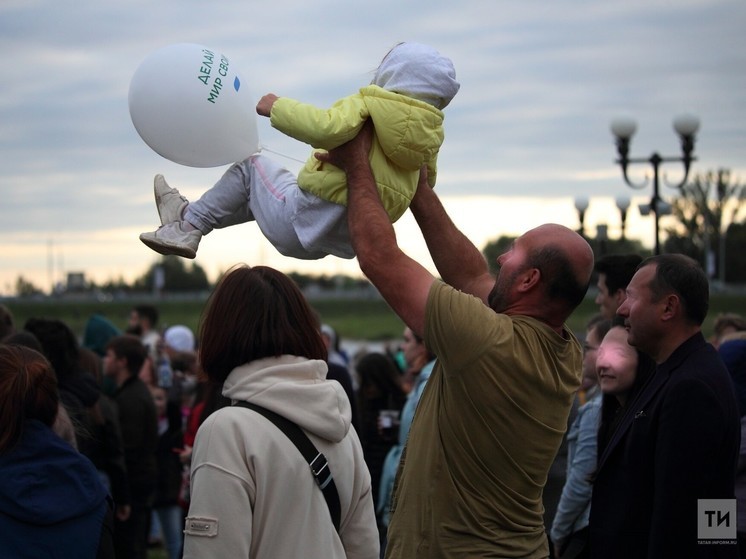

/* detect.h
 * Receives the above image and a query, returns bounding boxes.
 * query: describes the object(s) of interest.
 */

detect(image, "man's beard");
[487,268,518,313]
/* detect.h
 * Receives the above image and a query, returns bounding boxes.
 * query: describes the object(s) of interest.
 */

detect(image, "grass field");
[148,548,168,559]
[5,290,746,344]
[3,295,405,343]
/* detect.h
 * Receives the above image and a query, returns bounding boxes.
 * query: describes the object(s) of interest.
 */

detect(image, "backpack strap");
[232,400,341,532]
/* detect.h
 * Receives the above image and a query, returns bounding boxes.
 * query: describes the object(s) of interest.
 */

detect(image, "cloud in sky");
[1,0,745,292]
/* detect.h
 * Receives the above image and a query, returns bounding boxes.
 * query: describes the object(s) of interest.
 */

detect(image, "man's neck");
[504,308,566,336]
[653,326,701,365]
[502,295,568,335]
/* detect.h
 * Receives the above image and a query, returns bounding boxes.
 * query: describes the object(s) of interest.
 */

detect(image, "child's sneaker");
[139,222,202,259]
[154,175,189,225]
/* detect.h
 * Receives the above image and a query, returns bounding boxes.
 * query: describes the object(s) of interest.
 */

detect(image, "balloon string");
[257,144,306,164]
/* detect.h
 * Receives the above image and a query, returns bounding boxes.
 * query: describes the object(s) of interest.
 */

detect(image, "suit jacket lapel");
[596,369,669,472]
[594,333,706,473]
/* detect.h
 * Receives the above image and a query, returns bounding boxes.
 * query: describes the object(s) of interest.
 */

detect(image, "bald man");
[318,123,594,559]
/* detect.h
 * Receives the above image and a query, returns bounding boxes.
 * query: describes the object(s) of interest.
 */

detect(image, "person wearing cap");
[83,313,122,358]
[163,325,195,354]
[161,325,198,406]
[139,41,460,261]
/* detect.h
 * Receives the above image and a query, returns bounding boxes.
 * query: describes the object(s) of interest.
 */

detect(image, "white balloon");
[129,43,259,168]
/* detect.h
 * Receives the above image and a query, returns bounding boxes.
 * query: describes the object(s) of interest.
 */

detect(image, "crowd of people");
[1,255,745,558]
[0,304,193,558]
[0,294,428,558]
[2,100,745,559]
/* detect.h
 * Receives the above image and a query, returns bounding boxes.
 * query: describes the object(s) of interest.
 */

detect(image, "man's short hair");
[587,314,612,340]
[106,335,147,377]
[595,254,643,294]
[133,304,159,328]
[530,245,590,310]
[643,254,709,326]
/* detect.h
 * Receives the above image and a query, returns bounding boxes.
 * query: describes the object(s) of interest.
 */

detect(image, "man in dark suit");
[589,254,740,558]
[104,335,158,559]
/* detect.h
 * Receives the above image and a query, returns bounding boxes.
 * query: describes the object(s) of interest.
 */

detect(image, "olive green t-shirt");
[385,281,582,558]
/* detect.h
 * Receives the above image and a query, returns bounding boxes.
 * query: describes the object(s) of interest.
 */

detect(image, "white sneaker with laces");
[154,174,189,225]
[139,222,202,259]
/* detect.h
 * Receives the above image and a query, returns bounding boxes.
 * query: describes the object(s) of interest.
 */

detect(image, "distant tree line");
[9,169,745,297]
[664,169,746,282]
[484,169,746,283]
[12,256,373,298]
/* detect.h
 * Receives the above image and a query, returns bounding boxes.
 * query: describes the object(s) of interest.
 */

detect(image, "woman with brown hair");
[0,344,114,558]
[183,265,378,559]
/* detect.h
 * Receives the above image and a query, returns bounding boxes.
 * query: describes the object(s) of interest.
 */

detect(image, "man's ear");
[517,268,541,292]
[660,293,680,322]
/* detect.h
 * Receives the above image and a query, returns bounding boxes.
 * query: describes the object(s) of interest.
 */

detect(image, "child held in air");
[139,42,459,260]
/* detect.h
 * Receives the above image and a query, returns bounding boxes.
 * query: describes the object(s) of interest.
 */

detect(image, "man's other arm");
[409,171,494,304]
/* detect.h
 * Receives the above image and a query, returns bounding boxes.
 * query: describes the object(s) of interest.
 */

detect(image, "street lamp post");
[615,195,630,241]
[610,114,700,255]
[574,196,589,237]
[597,224,608,256]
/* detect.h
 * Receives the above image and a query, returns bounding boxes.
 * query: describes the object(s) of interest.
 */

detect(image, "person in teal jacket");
[140,42,460,260]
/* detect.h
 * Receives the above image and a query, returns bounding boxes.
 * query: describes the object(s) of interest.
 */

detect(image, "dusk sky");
[1,0,744,294]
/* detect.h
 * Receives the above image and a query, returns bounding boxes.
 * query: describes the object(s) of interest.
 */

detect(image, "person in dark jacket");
[590,254,740,559]
[354,351,406,513]
[79,345,132,523]
[25,318,132,520]
[23,317,102,442]
[0,343,114,559]
[151,385,185,559]
[103,335,158,559]
[718,335,746,555]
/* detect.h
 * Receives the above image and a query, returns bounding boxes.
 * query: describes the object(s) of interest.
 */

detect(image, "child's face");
[150,386,167,416]
[596,327,638,400]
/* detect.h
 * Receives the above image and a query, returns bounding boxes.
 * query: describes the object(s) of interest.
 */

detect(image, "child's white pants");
[185,154,354,260]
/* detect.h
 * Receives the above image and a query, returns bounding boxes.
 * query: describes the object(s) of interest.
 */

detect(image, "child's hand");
[256,94,279,117]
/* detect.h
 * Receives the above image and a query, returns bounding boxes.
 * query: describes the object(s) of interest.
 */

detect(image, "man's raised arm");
[409,171,495,304]
[315,122,435,337]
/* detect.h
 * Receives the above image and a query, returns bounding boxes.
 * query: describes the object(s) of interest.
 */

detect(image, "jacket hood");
[361,85,444,173]
[222,356,352,443]
[372,42,460,109]
[83,313,122,357]
[0,421,108,525]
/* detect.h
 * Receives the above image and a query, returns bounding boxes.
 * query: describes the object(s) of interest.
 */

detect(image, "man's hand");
[178,444,193,465]
[411,165,432,207]
[256,93,279,117]
[314,119,374,172]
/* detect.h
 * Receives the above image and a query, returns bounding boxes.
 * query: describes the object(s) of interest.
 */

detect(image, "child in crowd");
[150,385,185,559]
[139,42,459,260]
